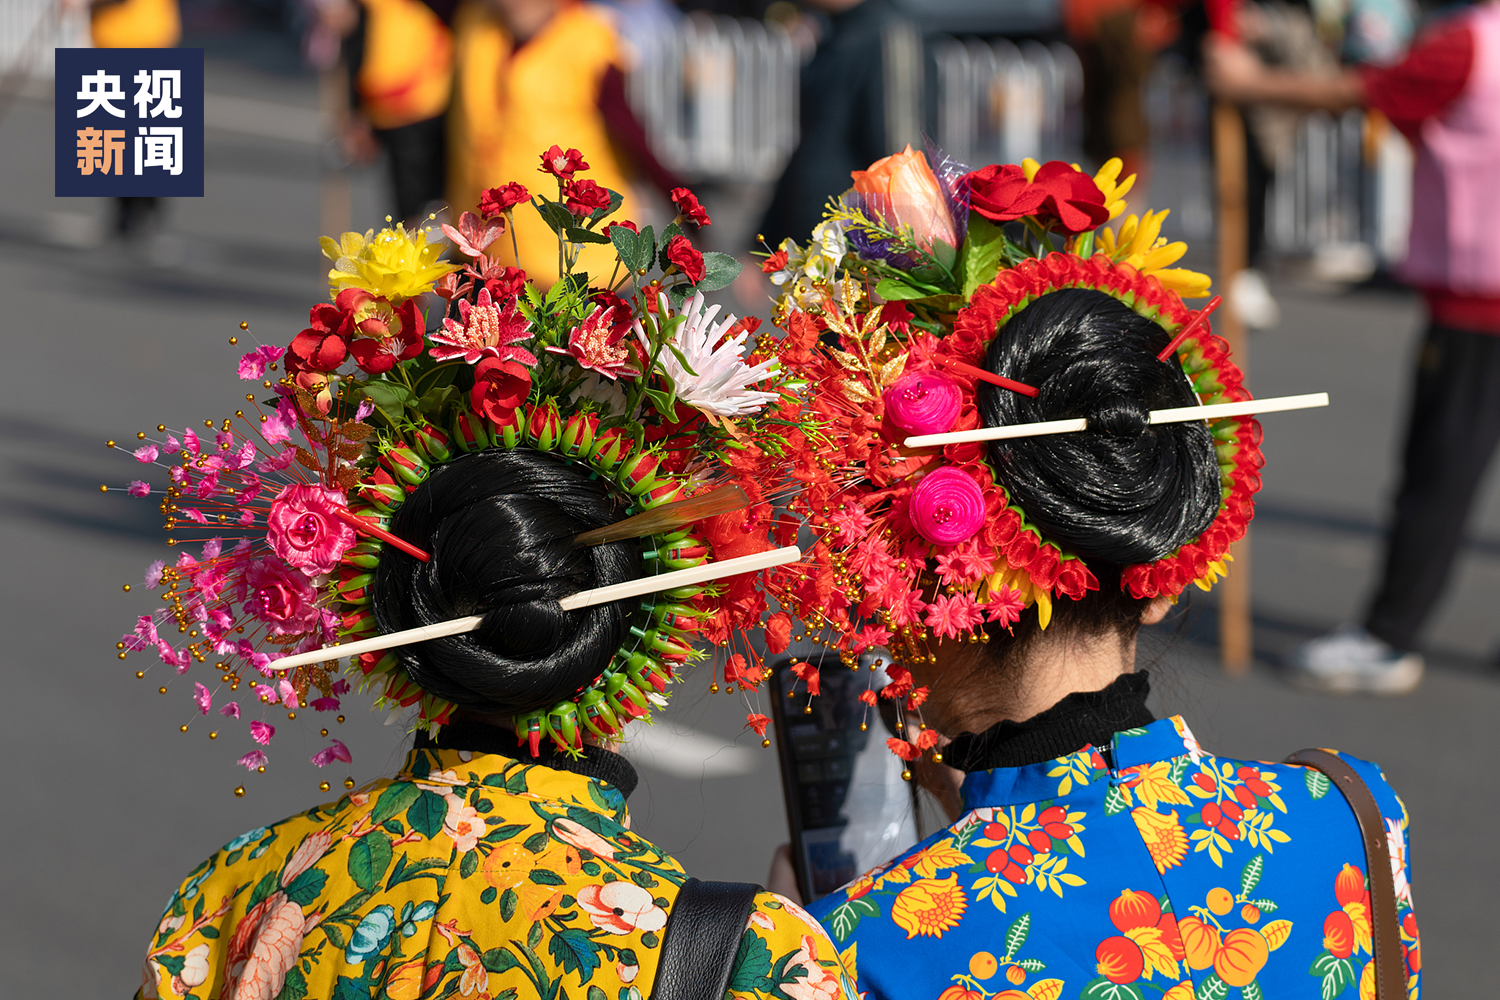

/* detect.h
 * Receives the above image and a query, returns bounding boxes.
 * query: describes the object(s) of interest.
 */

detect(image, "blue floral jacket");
[808,716,1420,1000]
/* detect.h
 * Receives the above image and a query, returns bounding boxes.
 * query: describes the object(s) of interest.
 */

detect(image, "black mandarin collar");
[943,671,1155,772]
[415,717,639,799]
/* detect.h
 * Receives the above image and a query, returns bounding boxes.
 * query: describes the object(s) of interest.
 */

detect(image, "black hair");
[370,447,643,717]
[977,287,1221,566]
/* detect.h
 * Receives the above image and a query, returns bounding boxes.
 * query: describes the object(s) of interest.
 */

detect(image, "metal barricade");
[932,37,1081,168]
[626,13,799,184]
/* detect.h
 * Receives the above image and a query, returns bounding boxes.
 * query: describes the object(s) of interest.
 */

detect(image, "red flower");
[665,235,705,283]
[745,713,771,737]
[479,181,529,217]
[886,737,921,761]
[1030,161,1111,234]
[670,187,711,226]
[342,293,425,374]
[761,249,789,274]
[765,612,792,654]
[564,178,612,216]
[538,145,588,179]
[603,219,638,239]
[290,302,352,372]
[470,357,531,424]
[966,163,1048,222]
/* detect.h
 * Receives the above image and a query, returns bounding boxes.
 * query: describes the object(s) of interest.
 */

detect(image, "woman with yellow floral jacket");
[755,148,1421,1000]
[123,160,853,1000]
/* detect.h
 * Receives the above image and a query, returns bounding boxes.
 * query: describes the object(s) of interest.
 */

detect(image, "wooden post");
[1212,100,1253,674]
[319,65,351,238]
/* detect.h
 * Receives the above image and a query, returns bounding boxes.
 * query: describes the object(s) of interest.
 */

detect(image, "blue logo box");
[55,48,204,197]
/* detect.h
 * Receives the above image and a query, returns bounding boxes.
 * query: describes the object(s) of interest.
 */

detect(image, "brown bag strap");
[1285,749,1405,1000]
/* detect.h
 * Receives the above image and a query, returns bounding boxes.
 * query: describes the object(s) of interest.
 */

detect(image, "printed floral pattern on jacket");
[138,748,857,1000]
[808,716,1419,1000]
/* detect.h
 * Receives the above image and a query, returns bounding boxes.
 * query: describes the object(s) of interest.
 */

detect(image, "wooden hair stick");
[902,392,1328,448]
[265,545,803,672]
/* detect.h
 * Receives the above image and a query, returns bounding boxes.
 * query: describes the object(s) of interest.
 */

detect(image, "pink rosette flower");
[909,466,986,545]
[883,371,962,436]
[265,484,355,576]
[239,557,321,636]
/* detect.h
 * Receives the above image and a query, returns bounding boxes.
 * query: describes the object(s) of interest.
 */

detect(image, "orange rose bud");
[1214,928,1270,988]
[850,145,957,250]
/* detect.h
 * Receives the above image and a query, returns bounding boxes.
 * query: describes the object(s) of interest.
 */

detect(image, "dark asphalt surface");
[2,50,1496,999]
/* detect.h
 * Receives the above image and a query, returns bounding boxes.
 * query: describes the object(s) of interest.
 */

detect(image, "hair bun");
[977,288,1221,565]
[370,449,642,716]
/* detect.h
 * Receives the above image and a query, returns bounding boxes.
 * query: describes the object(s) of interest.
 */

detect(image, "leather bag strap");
[651,877,763,1000]
[1285,749,1405,1000]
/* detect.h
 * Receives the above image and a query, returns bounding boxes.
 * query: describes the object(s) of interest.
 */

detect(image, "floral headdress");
[761,147,1263,767]
[110,146,820,791]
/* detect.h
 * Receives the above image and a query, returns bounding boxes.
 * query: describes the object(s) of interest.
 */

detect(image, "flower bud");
[589,426,635,473]
[559,410,599,458]
[358,480,407,513]
[526,398,562,451]
[490,405,527,449]
[383,444,429,486]
[412,423,451,463]
[617,449,663,494]
[342,609,376,636]
[578,688,620,737]
[639,479,684,508]
[451,410,490,453]
[604,673,651,719]
[626,653,670,694]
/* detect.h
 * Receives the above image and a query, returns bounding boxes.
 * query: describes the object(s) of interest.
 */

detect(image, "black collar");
[415,718,639,799]
[943,671,1155,772]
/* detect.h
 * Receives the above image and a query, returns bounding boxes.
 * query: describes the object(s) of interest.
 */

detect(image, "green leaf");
[481,886,497,905]
[192,894,206,921]
[199,925,220,939]
[333,975,370,1000]
[484,823,528,843]
[1240,854,1265,897]
[873,277,936,301]
[157,954,188,977]
[347,834,393,893]
[643,386,678,422]
[275,966,309,1000]
[549,927,604,983]
[530,869,567,886]
[588,986,608,1000]
[695,251,742,292]
[1016,959,1046,972]
[589,188,625,226]
[565,227,612,245]
[370,782,420,826]
[1242,981,1264,1000]
[1245,898,1279,913]
[535,200,575,235]
[824,897,879,941]
[283,866,329,906]
[524,831,551,853]
[386,854,450,890]
[960,216,1009,299]
[1080,976,1146,1000]
[408,791,447,840]
[322,923,347,951]
[360,380,416,415]
[1195,973,1229,1000]
[247,871,280,909]
[501,889,518,920]
[1104,786,1129,816]
[1306,769,1331,800]
[1004,912,1031,959]
[483,947,522,974]
[639,931,658,949]
[610,227,644,272]
[528,921,544,950]
[727,932,773,993]
[460,850,479,880]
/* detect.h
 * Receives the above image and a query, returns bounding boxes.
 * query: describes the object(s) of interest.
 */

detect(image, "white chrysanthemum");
[639,292,780,417]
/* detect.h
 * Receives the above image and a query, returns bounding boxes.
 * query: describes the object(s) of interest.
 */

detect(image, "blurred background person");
[757,0,920,247]
[88,0,182,237]
[448,0,684,282]
[1208,0,1500,694]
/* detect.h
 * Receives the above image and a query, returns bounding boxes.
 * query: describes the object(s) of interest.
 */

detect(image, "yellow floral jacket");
[137,746,857,1000]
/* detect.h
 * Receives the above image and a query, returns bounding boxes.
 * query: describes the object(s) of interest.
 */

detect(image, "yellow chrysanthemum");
[1132,807,1188,873]
[1096,209,1212,299]
[1092,158,1137,221]
[320,225,459,302]
[891,875,968,939]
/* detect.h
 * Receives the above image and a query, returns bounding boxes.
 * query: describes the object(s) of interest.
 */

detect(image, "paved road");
[2,49,1496,999]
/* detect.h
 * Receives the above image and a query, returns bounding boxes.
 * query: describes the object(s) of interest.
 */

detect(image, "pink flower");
[934,542,994,585]
[249,720,275,746]
[577,882,667,935]
[238,750,269,769]
[193,682,213,715]
[883,371,962,436]
[221,894,318,1000]
[444,795,486,853]
[782,934,844,1000]
[545,304,640,379]
[887,588,927,626]
[221,702,241,718]
[277,679,300,708]
[924,592,986,639]
[983,586,1025,626]
[552,817,617,859]
[852,623,893,652]
[310,739,352,767]
[134,444,159,462]
[441,210,505,258]
[238,557,320,635]
[282,831,332,886]
[238,345,284,379]
[828,503,874,547]
[428,287,537,366]
[909,466,986,545]
[265,484,355,576]
[128,480,151,497]
[311,696,340,711]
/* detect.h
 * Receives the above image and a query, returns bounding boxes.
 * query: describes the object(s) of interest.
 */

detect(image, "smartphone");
[769,652,920,903]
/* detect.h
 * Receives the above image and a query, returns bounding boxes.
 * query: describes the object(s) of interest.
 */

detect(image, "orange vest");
[357,0,454,130]
[91,0,181,49]
[449,1,635,285]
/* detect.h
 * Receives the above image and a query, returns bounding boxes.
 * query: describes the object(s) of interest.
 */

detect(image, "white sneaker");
[1287,625,1424,695]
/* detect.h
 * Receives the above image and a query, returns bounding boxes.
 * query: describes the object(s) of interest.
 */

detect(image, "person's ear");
[1140,595,1173,626]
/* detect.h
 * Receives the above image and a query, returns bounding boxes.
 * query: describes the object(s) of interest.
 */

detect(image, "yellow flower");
[321,225,459,302]
[1021,157,1041,182]
[1132,807,1188,873]
[891,875,968,939]
[983,559,1053,629]
[1092,158,1137,221]
[1097,210,1212,299]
